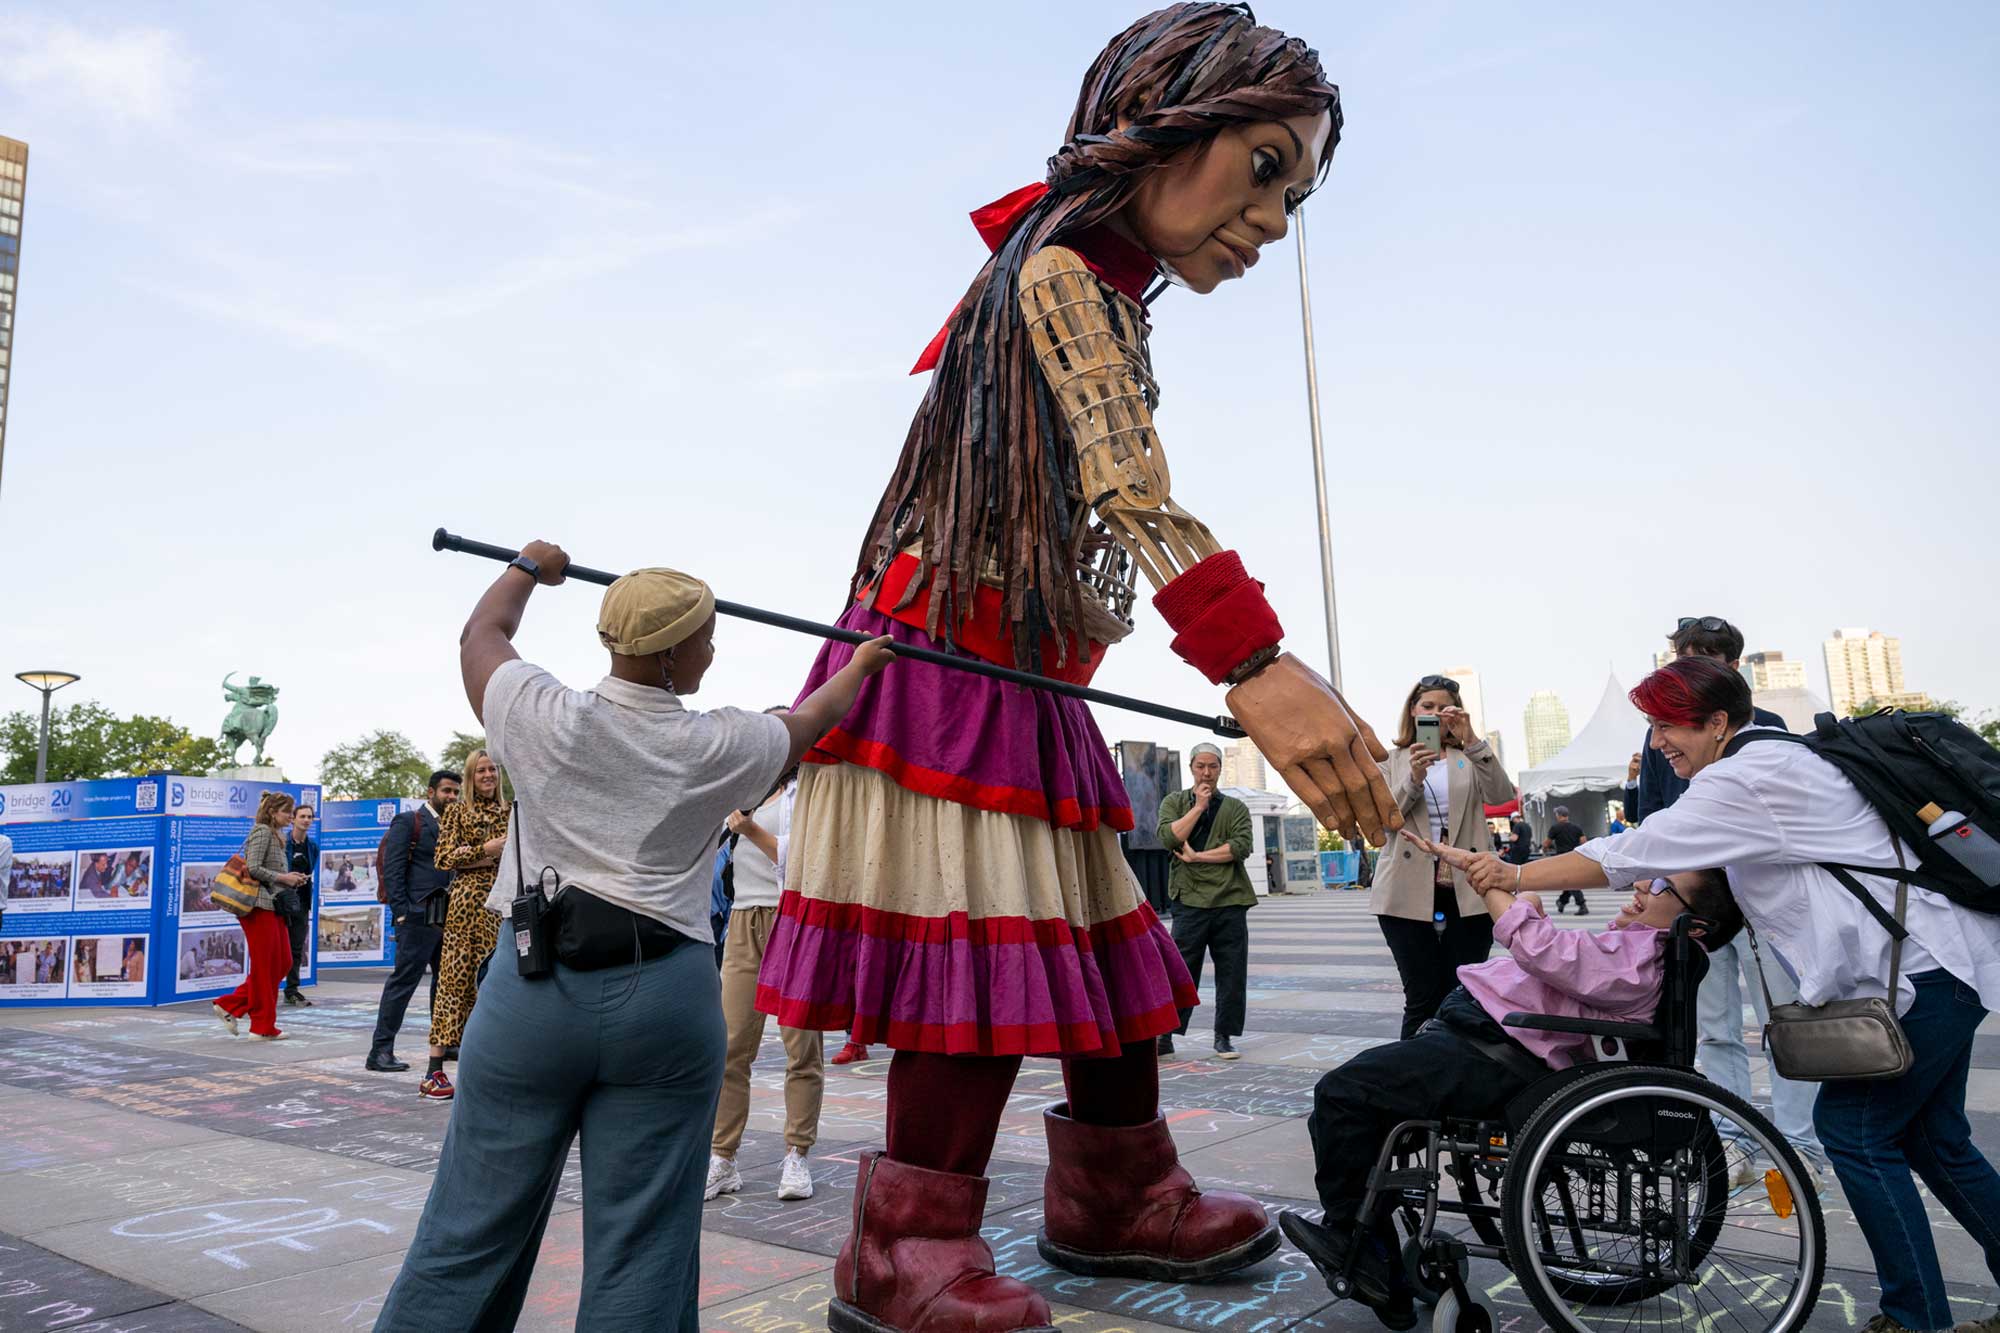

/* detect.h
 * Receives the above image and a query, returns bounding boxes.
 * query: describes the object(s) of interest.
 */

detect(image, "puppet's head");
[1048,3,1342,292]
[865,4,1341,659]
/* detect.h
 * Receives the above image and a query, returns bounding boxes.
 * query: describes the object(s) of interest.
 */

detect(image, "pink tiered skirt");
[754,604,1196,1057]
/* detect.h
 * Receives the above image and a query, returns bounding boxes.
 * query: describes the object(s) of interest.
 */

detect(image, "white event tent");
[1519,674,1646,838]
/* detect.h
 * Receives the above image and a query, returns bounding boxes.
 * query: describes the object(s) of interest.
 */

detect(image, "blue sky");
[1,2,1995,786]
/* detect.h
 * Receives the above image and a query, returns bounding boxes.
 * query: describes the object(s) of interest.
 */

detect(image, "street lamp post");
[1292,206,1343,693]
[14,671,80,784]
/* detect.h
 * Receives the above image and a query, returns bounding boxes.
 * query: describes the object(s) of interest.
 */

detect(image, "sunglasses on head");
[1677,617,1729,634]
[1418,675,1459,693]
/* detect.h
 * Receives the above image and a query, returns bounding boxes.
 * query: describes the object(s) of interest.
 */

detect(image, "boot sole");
[1035,1220,1280,1282]
[827,1299,1056,1333]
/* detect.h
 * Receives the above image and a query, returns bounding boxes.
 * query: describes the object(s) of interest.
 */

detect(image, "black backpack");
[1725,710,2000,932]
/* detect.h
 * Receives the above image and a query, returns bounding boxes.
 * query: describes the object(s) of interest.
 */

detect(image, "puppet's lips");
[1216,232,1260,270]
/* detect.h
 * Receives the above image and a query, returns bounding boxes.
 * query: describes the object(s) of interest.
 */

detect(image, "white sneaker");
[212,1003,239,1036]
[777,1149,814,1201]
[704,1154,742,1201]
[1729,1156,1764,1189]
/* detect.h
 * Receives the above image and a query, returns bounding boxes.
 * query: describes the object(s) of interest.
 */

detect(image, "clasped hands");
[1405,833,1539,912]
[1226,653,1399,845]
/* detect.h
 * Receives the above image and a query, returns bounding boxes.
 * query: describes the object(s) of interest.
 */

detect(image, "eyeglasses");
[1646,877,1691,912]
[1677,617,1729,634]
[1418,675,1459,692]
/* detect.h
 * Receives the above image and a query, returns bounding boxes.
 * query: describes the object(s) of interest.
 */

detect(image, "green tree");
[438,730,513,801]
[1846,696,1958,719]
[318,730,433,800]
[0,701,228,783]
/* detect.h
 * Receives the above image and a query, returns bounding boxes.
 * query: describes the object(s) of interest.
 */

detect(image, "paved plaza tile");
[0,892,1992,1330]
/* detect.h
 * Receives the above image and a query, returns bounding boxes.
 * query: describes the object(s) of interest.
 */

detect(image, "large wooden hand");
[1226,653,1399,845]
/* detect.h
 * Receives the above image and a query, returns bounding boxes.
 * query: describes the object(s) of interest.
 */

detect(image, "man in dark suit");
[366,770,460,1072]
[282,803,320,1007]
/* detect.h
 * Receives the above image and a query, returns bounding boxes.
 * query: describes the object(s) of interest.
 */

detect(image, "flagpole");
[1294,205,1344,692]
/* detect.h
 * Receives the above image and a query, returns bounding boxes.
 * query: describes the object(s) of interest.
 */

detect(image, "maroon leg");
[1061,1039,1158,1126]
[885,1050,1021,1174]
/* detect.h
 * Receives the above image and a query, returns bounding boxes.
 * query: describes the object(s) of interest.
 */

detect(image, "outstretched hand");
[1226,653,1398,845]
[1408,833,1515,894]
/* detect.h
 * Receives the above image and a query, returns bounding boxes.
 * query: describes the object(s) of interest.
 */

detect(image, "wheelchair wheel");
[1500,1067,1824,1333]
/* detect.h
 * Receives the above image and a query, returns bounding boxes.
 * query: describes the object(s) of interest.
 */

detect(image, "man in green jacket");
[1155,743,1257,1060]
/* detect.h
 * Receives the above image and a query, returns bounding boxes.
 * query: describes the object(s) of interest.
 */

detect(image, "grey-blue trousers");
[376,921,725,1332]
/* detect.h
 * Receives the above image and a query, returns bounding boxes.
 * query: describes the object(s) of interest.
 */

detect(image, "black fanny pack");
[552,887,684,971]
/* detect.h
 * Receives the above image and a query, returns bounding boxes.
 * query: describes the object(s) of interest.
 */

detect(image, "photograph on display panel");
[5,850,75,913]
[0,936,70,998]
[317,905,385,962]
[179,861,237,924]
[69,934,148,998]
[72,846,153,911]
[318,849,377,903]
[175,925,246,992]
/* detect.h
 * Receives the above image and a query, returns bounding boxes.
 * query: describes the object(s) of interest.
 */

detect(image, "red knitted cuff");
[1152,551,1285,685]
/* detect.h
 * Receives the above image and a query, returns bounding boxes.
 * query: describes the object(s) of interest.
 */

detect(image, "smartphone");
[1415,715,1443,753]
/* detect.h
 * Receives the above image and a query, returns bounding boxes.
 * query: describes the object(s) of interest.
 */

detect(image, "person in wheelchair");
[1282,864,1743,1329]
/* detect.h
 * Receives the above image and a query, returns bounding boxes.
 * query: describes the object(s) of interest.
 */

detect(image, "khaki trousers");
[711,905,824,1157]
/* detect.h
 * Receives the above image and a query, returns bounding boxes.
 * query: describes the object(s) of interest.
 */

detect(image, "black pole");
[434,528,1247,739]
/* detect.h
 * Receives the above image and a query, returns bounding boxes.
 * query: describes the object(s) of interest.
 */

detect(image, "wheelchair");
[1331,915,1827,1333]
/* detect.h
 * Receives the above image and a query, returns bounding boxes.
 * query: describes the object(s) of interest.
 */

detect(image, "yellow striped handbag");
[208,855,261,917]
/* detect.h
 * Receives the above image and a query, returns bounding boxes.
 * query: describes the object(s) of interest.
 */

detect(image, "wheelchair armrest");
[1502,1012,1661,1042]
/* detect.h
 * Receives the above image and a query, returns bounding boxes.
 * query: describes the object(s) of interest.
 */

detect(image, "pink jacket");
[1456,899,1669,1069]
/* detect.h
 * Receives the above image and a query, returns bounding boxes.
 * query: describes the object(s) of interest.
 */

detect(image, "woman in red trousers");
[213,791,309,1040]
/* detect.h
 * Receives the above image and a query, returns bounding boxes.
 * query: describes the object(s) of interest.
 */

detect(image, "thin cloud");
[0,16,194,122]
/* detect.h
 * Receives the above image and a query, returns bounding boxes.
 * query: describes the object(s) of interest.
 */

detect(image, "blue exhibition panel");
[312,796,416,971]
[0,774,321,1007]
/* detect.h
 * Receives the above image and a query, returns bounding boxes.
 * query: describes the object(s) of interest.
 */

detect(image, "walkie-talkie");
[507,802,556,978]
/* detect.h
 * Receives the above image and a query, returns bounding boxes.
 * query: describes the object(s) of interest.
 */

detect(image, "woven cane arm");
[1018,246,1222,592]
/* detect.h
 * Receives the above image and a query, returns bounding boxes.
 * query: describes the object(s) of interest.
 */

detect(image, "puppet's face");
[1119,109,1333,294]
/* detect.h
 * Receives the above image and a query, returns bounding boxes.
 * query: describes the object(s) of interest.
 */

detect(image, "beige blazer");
[1369,738,1517,923]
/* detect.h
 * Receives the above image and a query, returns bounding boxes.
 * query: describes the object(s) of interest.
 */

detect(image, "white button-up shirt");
[1574,728,2000,1016]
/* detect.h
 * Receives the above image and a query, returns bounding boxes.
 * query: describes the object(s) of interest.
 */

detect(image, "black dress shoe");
[1278,1212,1415,1330]
[366,1053,410,1073]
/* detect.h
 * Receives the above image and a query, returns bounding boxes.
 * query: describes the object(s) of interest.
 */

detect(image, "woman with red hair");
[1447,655,2000,1333]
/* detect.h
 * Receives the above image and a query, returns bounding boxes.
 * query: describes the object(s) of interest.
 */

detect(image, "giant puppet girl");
[758,6,1400,1330]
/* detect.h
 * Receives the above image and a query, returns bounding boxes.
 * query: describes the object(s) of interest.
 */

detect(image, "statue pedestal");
[217,764,288,783]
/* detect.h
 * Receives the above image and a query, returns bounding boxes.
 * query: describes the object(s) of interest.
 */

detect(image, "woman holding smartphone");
[1372,674,1518,1038]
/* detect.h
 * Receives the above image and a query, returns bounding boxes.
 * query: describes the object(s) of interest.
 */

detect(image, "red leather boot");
[829,1151,1057,1333]
[1037,1102,1280,1280]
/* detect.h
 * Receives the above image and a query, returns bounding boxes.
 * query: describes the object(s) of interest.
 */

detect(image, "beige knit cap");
[597,567,715,656]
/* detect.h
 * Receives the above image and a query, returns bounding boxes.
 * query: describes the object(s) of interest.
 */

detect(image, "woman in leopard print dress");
[421,749,509,1100]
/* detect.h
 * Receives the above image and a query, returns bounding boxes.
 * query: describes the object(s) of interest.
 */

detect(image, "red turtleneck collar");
[911,182,1157,374]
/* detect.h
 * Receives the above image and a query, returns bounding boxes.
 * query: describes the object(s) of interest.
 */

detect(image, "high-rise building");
[1743,651,1807,692]
[1823,628,1907,715]
[1220,740,1269,793]
[1652,650,1674,671]
[1442,665,1485,740]
[0,136,23,494]
[1483,730,1506,768]
[1523,692,1572,768]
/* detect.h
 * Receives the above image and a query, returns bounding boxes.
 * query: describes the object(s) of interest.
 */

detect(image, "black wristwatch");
[508,554,541,581]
